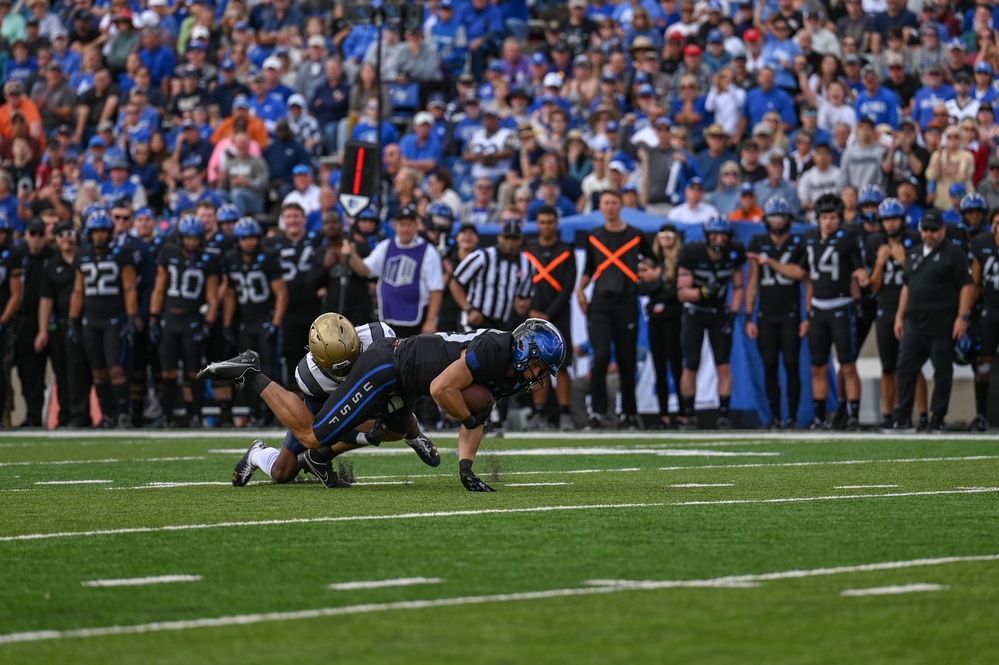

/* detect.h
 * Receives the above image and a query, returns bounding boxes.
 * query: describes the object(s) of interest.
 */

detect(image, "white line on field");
[656,455,999,472]
[4,487,996,543]
[835,485,900,489]
[35,480,113,485]
[670,483,735,488]
[328,577,442,591]
[840,584,948,597]
[81,575,202,588]
[0,457,204,467]
[1,554,994,645]
[505,482,572,487]
[210,447,780,458]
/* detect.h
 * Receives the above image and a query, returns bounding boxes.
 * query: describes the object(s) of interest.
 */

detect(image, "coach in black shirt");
[893,209,974,432]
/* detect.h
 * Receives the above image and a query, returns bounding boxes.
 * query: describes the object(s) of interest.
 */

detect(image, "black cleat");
[928,416,946,434]
[678,416,699,431]
[460,468,496,492]
[845,416,860,432]
[716,416,732,430]
[406,431,441,467]
[232,439,266,487]
[807,417,830,431]
[893,417,916,434]
[298,448,351,488]
[584,416,603,432]
[768,417,783,431]
[619,414,642,431]
[197,349,261,385]
[970,414,989,432]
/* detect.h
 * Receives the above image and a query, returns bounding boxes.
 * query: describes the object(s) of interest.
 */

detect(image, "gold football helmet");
[308,313,361,376]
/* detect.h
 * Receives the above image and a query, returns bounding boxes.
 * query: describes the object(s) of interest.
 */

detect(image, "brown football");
[461,384,495,412]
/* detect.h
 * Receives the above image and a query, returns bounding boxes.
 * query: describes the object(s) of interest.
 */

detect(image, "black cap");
[500,219,522,237]
[27,219,45,234]
[54,221,76,235]
[396,205,417,220]
[920,208,944,230]
[457,222,479,234]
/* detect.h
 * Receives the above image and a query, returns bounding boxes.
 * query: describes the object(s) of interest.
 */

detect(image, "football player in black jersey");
[203,203,239,426]
[222,217,287,426]
[69,211,140,428]
[677,215,746,429]
[150,215,222,427]
[744,197,807,430]
[954,193,992,431]
[868,198,926,431]
[0,213,23,423]
[969,219,999,431]
[264,202,323,389]
[200,319,567,491]
[801,194,870,430]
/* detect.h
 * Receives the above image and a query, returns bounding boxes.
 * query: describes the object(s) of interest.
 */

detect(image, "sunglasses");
[27,229,45,237]
[112,214,130,220]
[56,230,76,239]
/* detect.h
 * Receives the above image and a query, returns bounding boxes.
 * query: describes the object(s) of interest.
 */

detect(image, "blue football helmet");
[858,184,885,207]
[512,318,567,391]
[877,197,905,221]
[85,210,114,232]
[425,200,454,232]
[233,217,262,239]
[955,333,981,366]
[960,193,988,212]
[216,203,241,224]
[703,215,732,251]
[82,204,105,222]
[763,196,791,218]
[177,214,206,238]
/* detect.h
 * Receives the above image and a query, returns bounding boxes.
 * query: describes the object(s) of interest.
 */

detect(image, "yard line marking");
[35,480,113,485]
[3,487,996,543]
[81,575,202,588]
[835,485,900,489]
[656,455,999,472]
[669,483,735,488]
[674,487,999,506]
[587,554,999,589]
[0,456,204,467]
[329,577,442,591]
[0,503,666,542]
[207,447,780,458]
[505,482,573,487]
[1,554,995,645]
[841,584,948,597]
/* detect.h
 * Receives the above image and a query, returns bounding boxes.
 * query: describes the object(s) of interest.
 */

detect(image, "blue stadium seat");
[455,174,476,201]
[388,82,420,118]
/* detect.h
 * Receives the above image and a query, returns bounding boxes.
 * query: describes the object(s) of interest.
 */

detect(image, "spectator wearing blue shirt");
[855,63,902,128]
[310,59,350,155]
[264,120,311,200]
[351,97,399,147]
[0,173,21,233]
[740,66,797,142]
[427,1,468,79]
[760,17,802,92]
[209,59,250,119]
[261,57,295,103]
[5,41,36,86]
[672,76,713,152]
[173,158,225,216]
[912,63,956,129]
[871,0,919,50]
[527,177,578,221]
[457,0,503,76]
[50,31,81,79]
[399,112,443,176]
[971,62,998,104]
[248,73,287,136]
[259,0,305,44]
[342,23,378,74]
[703,30,732,74]
[139,27,176,93]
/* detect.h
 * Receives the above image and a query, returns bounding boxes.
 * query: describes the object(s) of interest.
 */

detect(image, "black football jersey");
[523,240,577,317]
[678,241,747,310]
[865,230,919,309]
[204,231,236,257]
[222,248,284,322]
[74,245,134,318]
[39,253,74,317]
[394,329,520,399]
[158,244,222,313]
[971,232,999,309]
[264,231,323,307]
[0,243,23,310]
[747,233,804,315]
[801,227,864,301]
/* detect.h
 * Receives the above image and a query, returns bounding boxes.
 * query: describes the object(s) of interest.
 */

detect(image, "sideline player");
[200,319,567,491]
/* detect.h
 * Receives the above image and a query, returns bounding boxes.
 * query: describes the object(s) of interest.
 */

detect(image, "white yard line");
[81,575,202,588]
[835,485,900,489]
[505,482,573,487]
[841,584,948,597]
[1,554,994,645]
[4,488,997,543]
[669,483,735,488]
[0,457,204,467]
[35,480,113,485]
[328,577,442,591]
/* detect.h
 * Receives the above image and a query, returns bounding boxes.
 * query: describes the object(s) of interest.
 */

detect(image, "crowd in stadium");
[0,0,997,434]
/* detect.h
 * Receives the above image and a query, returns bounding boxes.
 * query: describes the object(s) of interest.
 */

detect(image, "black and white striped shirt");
[452,247,535,327]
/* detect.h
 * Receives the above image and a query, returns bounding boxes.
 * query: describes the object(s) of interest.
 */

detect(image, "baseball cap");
[531,52,548,66]
[568,0,587,7]
[926,63,943,75]
[457,222,478,234]
[543,72,563,88]
[844,54,861,65]
[187,40,207,52]
[637,83,655,97]
[287,93,306,108]
[500,219,522,237]
[601,72,617,84]
[667,31,685,42]
[740,182,755,195]
[605,120,620,133]
[439,0,453,8]
[744,28,761,42]
[428,92,447,108]
[308,35,326,49]
[232,95,250,109]
[949,38,966,51]
[413,111,434,125]
[397,205,418,220]
[608,160,628,173]
[621,183,637,193]
[752,123,773,136]
[482,104,501,117]
[110,158,129,170]
[221,58,236,71]
[88,136,106,148]
[705,123,728,137]
[955,71,972,84]
[684,44,703,57]
[234,20,250,31]
[134,207,154,219]
[292,164,312,175]
[486,60,504,73]
[920,209,944,230]
[540,175,559,185]
[949,182,967,197]
[630,36,655,52]
[861,63,878,77]
[708,29,724,44]
[263,56,282,70]
[687,177,704,189]
[976,62,994,75]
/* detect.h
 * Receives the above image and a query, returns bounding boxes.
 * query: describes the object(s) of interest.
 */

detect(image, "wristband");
[461,414,479,429]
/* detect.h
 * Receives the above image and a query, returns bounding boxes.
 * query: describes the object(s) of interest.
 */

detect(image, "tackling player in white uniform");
[229,314,439,488]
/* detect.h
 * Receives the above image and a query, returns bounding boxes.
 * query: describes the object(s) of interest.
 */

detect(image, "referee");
[893,209,974,433]
[450,213,535,331]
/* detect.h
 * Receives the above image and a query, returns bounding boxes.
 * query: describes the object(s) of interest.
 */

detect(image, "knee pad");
[383,408,415,434]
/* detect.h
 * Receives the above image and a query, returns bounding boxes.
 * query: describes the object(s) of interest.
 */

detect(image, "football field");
[1,430,998,664]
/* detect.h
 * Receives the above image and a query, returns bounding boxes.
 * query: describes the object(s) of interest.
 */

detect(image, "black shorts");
[159,313,205,374]
[876,305,901,374]
[979,306,999,358]
[82,315,126,370]
[682,308,731,372]
[809,304,856,366]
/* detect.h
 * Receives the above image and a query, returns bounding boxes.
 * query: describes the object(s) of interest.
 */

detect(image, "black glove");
[223,326,236,347]
[263,321,278,341]
[460,467,496,492]
[67,318,82,345]
[722,310,738,335]
[123,319,138,347]
[148,317,161,345]
[461,406,492,430]
[365,417,389,445]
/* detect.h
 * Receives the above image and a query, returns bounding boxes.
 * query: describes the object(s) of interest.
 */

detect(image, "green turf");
[1,432,998,664]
